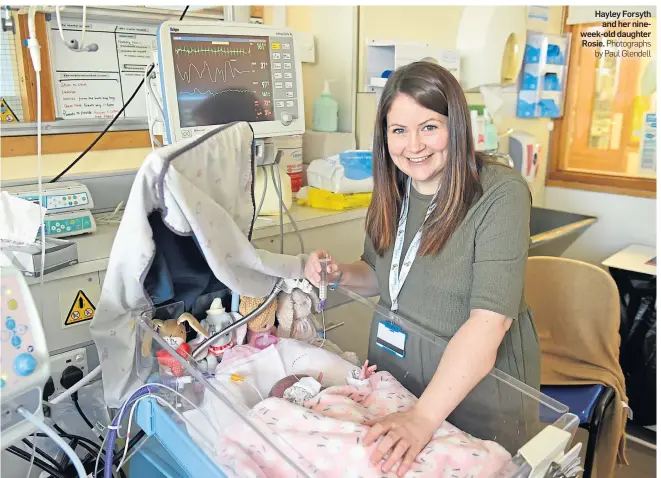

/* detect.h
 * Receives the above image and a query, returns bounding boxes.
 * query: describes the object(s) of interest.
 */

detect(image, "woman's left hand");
[363,406,438,476]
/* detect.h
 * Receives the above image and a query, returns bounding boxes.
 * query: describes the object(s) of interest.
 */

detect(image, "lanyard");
[388,178,436,311]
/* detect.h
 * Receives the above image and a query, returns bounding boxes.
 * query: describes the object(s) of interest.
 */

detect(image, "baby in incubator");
[214,353,511,478]
[269,360,377,406]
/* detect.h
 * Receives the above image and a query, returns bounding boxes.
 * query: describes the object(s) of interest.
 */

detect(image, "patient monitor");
[1,265,51,447]
[157,21,305,144]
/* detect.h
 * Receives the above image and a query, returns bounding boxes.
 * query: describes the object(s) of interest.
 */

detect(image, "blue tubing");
[104,386,154,478]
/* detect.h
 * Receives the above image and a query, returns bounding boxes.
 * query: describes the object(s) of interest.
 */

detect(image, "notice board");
[49,17,157,120]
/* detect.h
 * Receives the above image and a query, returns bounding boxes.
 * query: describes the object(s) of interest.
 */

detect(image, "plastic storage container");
[131,287,580,478]
[306,150,373,194]
[297,187,372,211]
[517,31,571,119]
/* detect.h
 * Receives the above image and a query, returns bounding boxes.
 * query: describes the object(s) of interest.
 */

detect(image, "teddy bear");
[275,281,359,366]
[141,313,207,377]
[239,295,280,349]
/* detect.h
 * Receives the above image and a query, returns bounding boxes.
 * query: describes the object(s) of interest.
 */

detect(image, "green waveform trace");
[180,87,253,98]
[175,45,252,56]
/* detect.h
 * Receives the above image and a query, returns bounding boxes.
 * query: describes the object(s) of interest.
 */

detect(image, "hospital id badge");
[376,321,407,358]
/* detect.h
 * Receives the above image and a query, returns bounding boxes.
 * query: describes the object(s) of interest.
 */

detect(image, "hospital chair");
[525,256,620,478]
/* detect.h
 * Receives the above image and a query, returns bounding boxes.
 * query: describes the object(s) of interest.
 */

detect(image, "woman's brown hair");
[366,61,484,256]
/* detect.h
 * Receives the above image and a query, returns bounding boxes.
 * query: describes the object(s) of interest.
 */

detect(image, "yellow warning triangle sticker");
[0,98,19,123]
[64,290,96,326]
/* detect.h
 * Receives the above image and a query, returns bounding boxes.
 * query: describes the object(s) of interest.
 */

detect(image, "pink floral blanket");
[215,371,511,477]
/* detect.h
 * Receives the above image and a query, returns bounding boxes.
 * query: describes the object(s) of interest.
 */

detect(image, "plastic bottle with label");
[277,135,304,193]
[312,80,339,133]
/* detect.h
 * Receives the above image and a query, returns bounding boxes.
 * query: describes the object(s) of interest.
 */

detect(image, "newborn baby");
[269,360,377,406]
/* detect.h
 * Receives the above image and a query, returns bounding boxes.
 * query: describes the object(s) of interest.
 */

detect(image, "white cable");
[144,65,159,151]
[94,430,107,478]
[55,6,66,43]
[36,58,45,313]
[117,398,142,470]
[144,64,164,150]
[114,382,219,439]
[116,394,201,469]
[80,6,87,50]
[49,364,101,405]
[144,67,155,152]
[117,435,149,470]
[55,6,88,51]
[17,407,86,478]
[145,66,165,122]
[24,432,36,478]
[26,5,47,331]
[269,163,305,254]
[215,373,264,401]
[25,14,46,474]
[105,392,217,474]
[115,383,197,437]
[255,165,268,217]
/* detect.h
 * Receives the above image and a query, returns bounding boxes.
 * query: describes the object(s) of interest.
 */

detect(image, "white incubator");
[129,286,580,478]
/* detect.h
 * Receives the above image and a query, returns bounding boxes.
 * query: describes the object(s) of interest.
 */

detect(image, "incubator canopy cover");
[157,21,305,143]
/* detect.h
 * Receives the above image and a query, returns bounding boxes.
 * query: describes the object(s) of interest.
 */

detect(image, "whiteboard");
[49,18,157,120]
[1,27,25,121]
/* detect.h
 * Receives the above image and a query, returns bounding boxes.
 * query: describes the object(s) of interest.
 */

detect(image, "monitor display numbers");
[171,33,274,127]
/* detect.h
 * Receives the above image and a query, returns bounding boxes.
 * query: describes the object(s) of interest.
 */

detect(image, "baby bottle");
[206,298,235,356]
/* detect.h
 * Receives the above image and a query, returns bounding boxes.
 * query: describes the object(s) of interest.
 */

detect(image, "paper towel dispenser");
[456,6,528,91]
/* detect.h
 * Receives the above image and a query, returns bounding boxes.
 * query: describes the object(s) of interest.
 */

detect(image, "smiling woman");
[368,61,484,257]
[304,61,540,476]
[385,94,449,195]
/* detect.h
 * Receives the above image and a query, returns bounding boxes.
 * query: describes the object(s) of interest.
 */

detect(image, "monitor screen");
[170,32,275,128]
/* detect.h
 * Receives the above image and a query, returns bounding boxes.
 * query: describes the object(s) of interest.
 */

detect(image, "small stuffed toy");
[240,295,279,350]
[276,283,319,342]
[141,313,207,377]
[277,288,319,343]
[276,282,360,366]
[188,298,244,373]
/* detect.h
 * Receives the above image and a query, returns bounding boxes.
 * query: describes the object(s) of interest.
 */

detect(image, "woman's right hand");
[304,249,339,287]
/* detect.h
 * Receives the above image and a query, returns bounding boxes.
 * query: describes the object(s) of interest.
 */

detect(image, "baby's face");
[270,375,306,398]
[269,373,325,399]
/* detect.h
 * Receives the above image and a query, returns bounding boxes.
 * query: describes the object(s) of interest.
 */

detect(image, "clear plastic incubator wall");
[134,287,579,478]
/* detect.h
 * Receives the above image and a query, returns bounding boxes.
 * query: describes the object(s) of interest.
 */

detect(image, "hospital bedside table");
[602,244,656,277]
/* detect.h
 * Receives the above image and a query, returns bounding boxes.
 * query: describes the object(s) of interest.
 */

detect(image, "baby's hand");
[359,360,377,380]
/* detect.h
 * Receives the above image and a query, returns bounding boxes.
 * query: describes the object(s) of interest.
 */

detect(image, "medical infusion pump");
[4,182,97,238]
[157,21,305,144]
[5,182,94,213]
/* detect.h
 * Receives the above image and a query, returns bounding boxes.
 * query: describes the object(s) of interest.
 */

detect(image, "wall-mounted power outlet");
[49,347,89,397]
